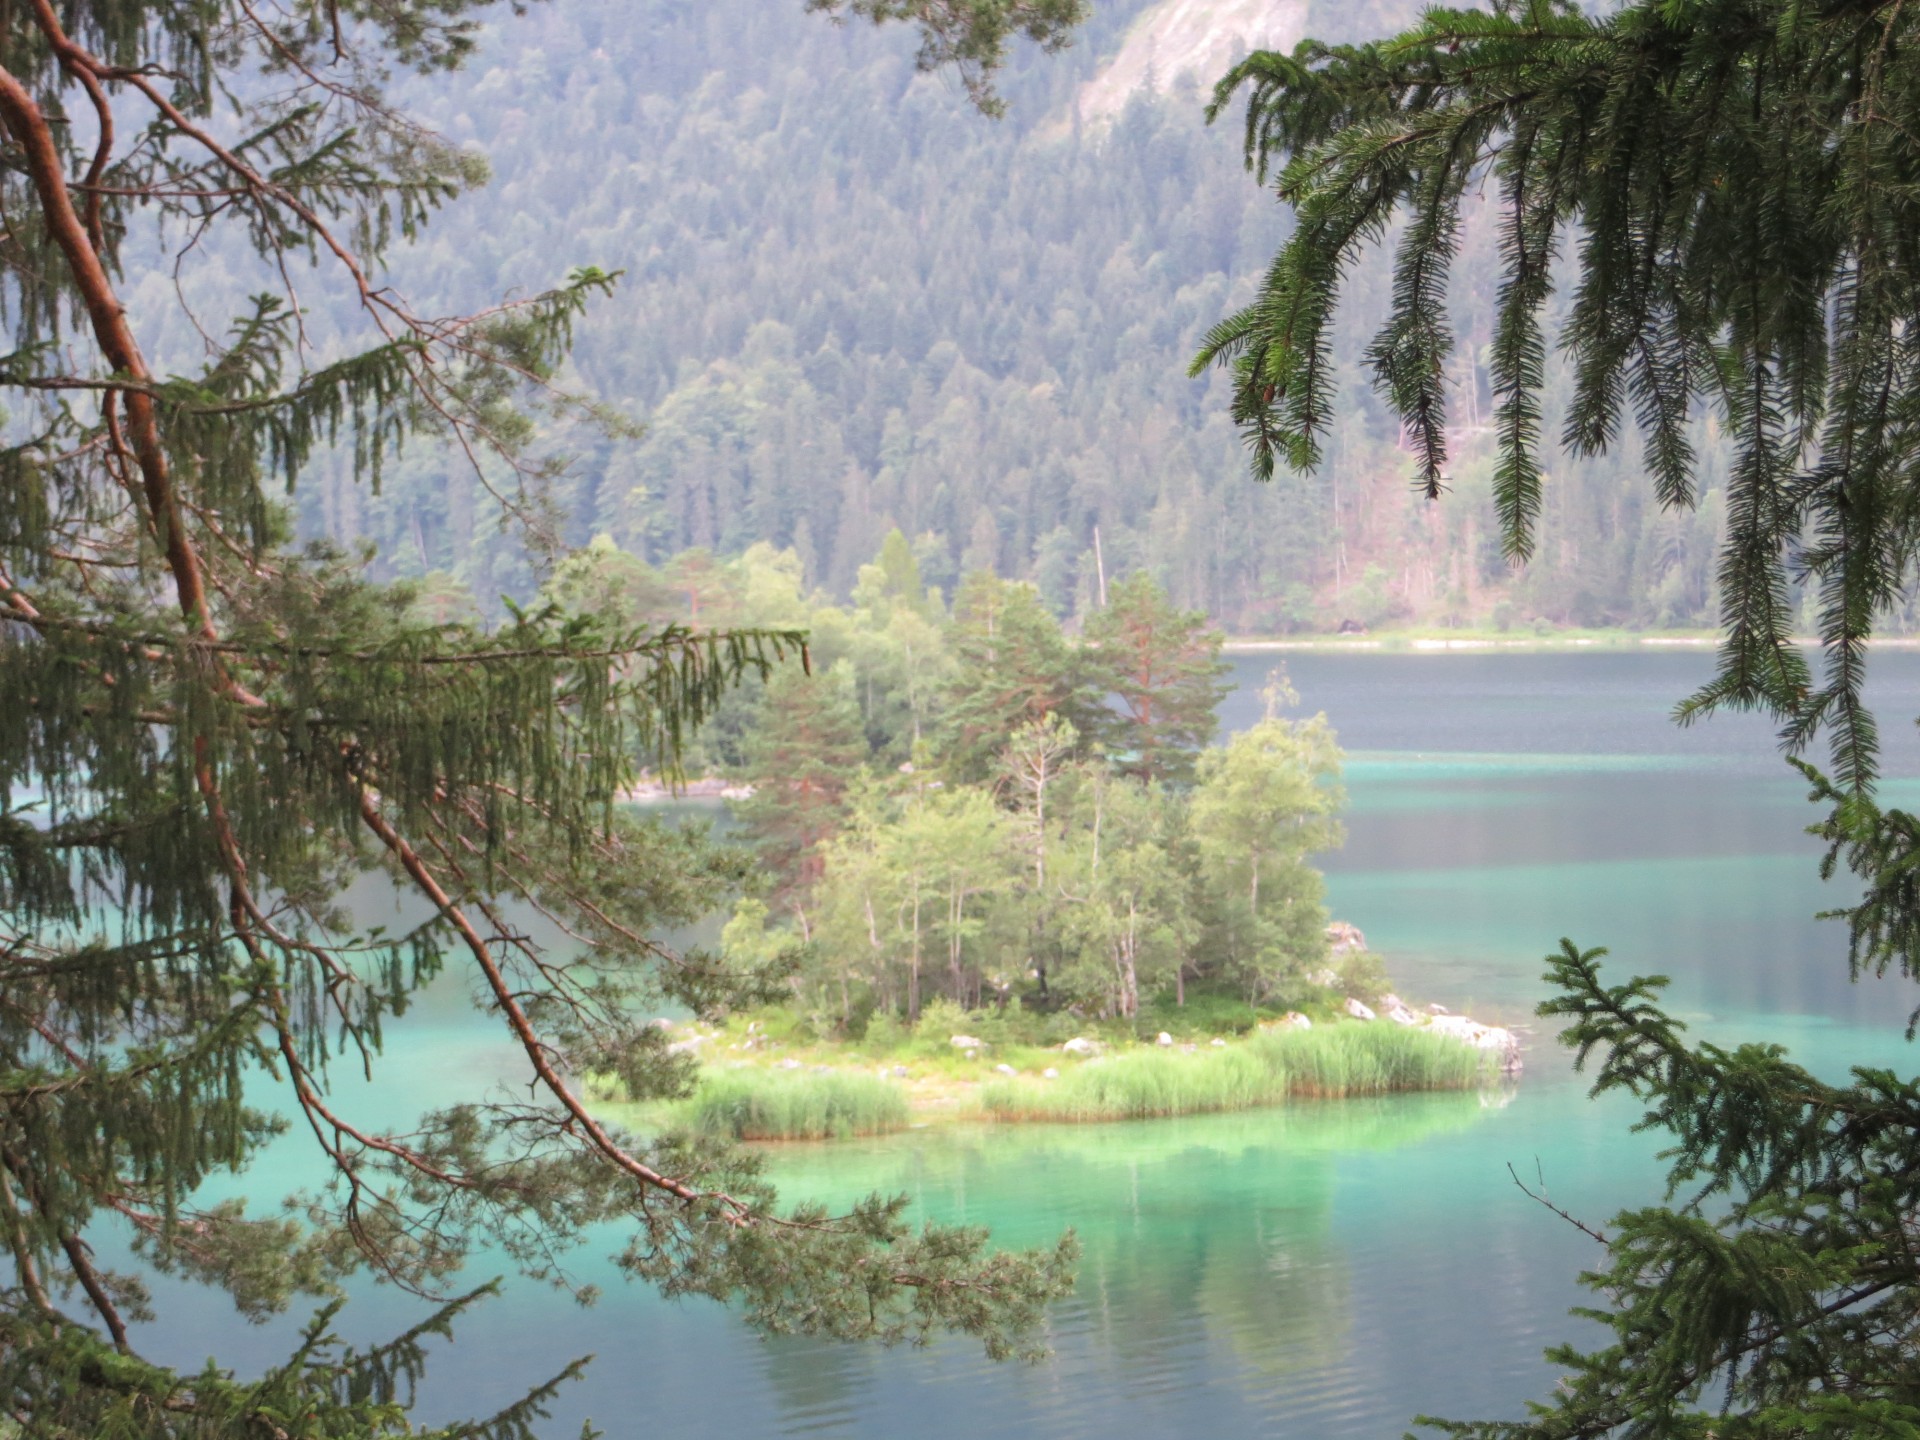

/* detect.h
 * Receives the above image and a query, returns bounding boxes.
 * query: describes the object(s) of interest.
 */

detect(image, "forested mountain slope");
[286,0,1750,633]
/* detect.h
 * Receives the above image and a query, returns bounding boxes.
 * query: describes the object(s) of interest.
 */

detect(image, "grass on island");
[611,983,1504,1139]
[676,1068,910,1141]
[978,1024,1493,1124]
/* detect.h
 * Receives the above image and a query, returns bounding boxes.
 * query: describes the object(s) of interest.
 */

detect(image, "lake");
[136,648,1920,1437]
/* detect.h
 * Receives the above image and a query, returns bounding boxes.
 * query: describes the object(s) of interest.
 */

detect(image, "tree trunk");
[908,890,923,1022]
[948,881,966,1009]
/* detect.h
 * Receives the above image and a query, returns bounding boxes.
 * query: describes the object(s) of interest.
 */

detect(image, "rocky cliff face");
[1072,0,1308,128]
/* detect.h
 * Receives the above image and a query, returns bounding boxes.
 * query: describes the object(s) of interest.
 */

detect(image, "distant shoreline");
[1223,631,1920,653]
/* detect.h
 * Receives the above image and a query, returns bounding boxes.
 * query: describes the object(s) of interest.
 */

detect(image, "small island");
[594,957,1522,1140]
[571,545,1522,1141]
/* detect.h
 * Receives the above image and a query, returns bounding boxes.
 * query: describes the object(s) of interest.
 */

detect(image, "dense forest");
[584,534,1359,1025]
[250,0,1814,634]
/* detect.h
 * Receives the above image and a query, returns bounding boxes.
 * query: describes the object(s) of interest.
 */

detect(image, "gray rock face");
[1379,993,1421,1026]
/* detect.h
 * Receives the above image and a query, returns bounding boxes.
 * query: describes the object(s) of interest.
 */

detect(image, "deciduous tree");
[1190,714,1345,1002]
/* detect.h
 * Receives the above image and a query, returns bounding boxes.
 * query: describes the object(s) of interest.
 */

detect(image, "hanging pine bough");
[0,0,1075,1432]
[1199,2,1920,1435]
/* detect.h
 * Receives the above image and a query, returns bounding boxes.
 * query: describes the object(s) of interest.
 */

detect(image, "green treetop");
[736,663,869,906]
[1081,572,1233,786]
[937,570,1096,781]
[1190,712,1345,1004]
[0,0,1078,1430]
[1201,0,1920,1433]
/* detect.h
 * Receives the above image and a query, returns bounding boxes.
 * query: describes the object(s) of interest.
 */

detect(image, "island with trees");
[562,537,1520,1138]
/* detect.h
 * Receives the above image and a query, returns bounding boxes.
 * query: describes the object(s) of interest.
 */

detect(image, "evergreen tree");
[1202,1,1920,1431]
[1081,572,1232,785]
[734,664,868,905]
[0,0,1076,1429]
[937,571,1095,781]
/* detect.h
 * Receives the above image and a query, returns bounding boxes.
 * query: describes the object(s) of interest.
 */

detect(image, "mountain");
[285,0,1758,635]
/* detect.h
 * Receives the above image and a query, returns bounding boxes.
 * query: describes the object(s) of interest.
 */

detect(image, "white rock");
[777,1057,803,1070]
[1426,1013,1524,1067]
[1310,968,1341,988]
[1042,1067,1059,1079]
[1427,1002,1451,1015]
[1380,993,1420,1026]
[1060,1036,1103,1056]
[950,1035,985,1050]
[1344,997,1377,1021]
[1210,1037,1228,1047]
[1282,1012,1312,1031]
[1156,1031,1174,1047]
[1325,920,1368,954]
[994,1063,1017,1076]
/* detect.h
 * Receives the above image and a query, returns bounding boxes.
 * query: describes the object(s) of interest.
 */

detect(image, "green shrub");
[1141,990,1262,1038]
[1332,950,1393,1006]
[914,997,971,1041]
[678,1069,910,1140]
[862,1011,909,1052]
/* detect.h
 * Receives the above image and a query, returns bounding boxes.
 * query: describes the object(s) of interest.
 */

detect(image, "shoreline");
[1223,630,1920,653]
[595,1002,1523,1141]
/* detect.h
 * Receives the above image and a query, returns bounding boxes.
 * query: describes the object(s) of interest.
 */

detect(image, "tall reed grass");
[980,1024,1492,1123]
[677,1069,910,1140]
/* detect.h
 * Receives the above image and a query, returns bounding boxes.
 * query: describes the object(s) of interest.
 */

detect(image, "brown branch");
[0,1168,58,1323]
[0,61,211,640]
[1508,1159,1611,1245]
[351,780,737,1215]
[58,1229,129,1352]
[23,0,115,252]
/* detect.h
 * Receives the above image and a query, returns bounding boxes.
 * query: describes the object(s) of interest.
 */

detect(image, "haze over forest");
[170,0,1778,633]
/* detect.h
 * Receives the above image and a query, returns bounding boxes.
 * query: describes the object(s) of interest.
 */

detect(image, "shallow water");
[136,649,1920,1437]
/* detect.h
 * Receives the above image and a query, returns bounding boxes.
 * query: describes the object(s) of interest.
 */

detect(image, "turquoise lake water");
[135,649,1920,1437]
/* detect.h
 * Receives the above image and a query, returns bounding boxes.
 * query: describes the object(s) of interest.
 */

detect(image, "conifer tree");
[735,664,868,905]
[1081,573,1231,785]
[1200,1,1920,1432]
[937,571,1095,781]
[0,0,1076,1430]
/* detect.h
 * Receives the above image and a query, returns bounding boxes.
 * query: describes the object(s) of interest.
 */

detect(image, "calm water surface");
[141,650,1920,1437]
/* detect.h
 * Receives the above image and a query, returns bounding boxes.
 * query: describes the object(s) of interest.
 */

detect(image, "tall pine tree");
[0,0,1076,1430]
[1081,573,1231,785]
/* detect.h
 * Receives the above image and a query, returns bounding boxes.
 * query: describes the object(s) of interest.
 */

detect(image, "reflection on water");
[126,650,1920,1438]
